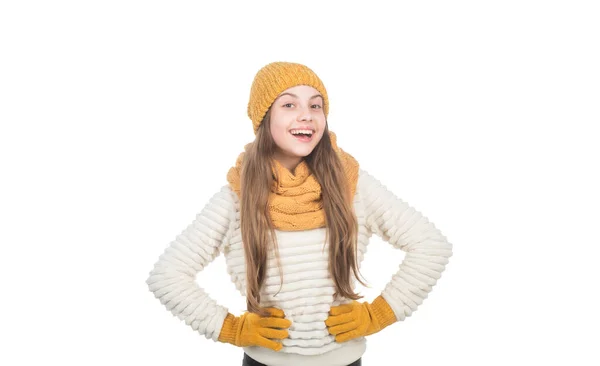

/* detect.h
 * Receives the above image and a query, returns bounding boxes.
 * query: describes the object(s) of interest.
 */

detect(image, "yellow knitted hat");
[247,62,329,135]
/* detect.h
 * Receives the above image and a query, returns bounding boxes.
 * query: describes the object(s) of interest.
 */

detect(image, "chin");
[292,146,316,157]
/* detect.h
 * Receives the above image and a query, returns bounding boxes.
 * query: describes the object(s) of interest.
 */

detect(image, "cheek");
[315,131,325,143]
[270,124,289,144]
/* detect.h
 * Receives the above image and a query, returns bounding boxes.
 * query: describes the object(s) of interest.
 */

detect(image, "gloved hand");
[218,307,292,351]
[325,295,397,343]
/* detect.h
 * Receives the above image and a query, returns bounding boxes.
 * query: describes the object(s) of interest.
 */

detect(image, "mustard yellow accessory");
[226,131,359,231]
[218,307,292,351]
[247,61,329,135]
[325,295,397,343]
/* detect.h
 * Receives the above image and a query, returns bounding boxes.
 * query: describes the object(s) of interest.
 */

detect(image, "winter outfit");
[146,62,453,366]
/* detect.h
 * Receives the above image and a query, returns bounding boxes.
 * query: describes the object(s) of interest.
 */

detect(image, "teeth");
[291,129,313,135]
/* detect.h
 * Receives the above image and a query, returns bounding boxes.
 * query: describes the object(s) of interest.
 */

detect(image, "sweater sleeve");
[359,169,453,322]
[146,185,235,341]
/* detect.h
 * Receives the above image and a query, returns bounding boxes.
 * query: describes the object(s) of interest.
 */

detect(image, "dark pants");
[242,352,362,366]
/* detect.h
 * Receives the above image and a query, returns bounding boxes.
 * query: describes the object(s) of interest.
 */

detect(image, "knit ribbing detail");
[146,185,235,341]
[217,313,240,345]
[146,168,453,361]
[358,170,453,322]
[221,185,369,356]
[370,295,397,330]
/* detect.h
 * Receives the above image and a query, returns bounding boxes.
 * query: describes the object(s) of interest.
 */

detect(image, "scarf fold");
[226,131,359,231]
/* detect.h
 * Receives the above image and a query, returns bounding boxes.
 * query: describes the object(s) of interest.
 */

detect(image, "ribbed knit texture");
[247,62,329,135]
[370,294,397,330]
[147,169,453,365]
[226,130,359,231]
[145,186,233,341]
[217,313,239,345]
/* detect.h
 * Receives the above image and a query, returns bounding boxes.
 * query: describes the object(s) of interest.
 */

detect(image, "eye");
[283,103,294,108]
[312,104,322,109]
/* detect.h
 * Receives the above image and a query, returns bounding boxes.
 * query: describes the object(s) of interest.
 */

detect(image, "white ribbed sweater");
[146,169,453,366]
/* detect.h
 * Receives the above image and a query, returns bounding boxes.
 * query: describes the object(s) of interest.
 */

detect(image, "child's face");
[269,85,326,170]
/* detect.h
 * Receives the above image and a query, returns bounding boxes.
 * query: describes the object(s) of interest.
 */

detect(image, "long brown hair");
[240,108,369,317]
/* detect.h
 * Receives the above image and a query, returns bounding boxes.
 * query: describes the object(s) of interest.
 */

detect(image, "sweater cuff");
[371,295,397,330]
[217,313,239,345]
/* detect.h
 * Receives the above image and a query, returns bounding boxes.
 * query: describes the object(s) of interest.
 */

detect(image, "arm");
[146,185,234,341]
[360,169,453,322]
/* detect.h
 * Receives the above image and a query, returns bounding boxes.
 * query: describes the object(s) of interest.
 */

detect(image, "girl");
[146,61,453,366]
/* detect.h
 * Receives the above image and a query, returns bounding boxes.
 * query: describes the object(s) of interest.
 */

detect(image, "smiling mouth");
[290,131,314,142]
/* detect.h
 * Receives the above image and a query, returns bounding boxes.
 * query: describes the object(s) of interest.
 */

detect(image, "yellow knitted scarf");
[226,131,359,231]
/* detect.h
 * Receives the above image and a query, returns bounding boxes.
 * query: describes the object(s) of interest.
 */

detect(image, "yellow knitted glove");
[218,308,292,351]
[325,295,397,343]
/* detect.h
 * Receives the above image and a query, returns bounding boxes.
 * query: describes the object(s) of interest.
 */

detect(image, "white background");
[1,1,599,365]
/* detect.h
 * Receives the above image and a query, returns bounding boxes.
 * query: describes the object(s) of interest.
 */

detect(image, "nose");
[297,104,313,121]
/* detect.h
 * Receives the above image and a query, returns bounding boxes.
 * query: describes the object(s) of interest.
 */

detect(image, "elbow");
[145,262,171,297]
[146,266,160,296]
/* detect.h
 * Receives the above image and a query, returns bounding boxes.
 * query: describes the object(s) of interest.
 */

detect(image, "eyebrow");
[277,92,323,101]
